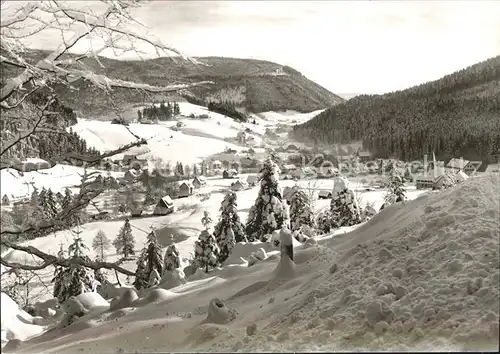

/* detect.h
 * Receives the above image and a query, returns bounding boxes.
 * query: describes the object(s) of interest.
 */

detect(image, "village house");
[463,160,482,175]
[178,181,194,198]
[153,196,175,215]
[357,150,372,163]
[318,190,332,199]
[281,164,297,174]
[223,169,238,179]
[192,176,207,188]
[415,174,437,190]
[230,179,248,192]
[123,169,141,182]
[446,158,470,172]
[130,204,143,217]
[210,160,222,170]
[122,154,137,166]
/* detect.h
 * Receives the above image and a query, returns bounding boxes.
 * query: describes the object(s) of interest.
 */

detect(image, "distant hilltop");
[2,50,345,118]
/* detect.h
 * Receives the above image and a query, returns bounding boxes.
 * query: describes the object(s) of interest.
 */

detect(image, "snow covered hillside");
[70,102,321,165]
[4,174,499,353]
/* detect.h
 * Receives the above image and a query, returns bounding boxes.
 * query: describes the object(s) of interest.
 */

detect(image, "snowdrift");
[1,293,45,343]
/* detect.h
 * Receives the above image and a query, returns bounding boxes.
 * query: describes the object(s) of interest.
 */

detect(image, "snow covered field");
[2,174,499,352]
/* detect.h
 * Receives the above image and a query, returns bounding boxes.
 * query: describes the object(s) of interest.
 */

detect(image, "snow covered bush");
[289,189,315,231]
[52,232,96,304]
[194,229,220,273]
[316,209,335,234]
[113,218,135,259]
[213,192,247,263]
[163,244,181,272]
[133,229,164,290]
[245,158,290,241]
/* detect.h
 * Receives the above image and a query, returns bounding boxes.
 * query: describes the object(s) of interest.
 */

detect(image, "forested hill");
[2,50,344,117]
[290,56,500,163]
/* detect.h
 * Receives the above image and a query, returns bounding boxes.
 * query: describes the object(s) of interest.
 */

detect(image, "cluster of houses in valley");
[414,156,496,190]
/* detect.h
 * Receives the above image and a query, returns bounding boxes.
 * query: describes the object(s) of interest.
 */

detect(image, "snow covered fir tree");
[245,158,289,241]
[194,215,220,273]
[289,188,315,232]
[380,173,407,211]
[113,218,135,259]
[329,177,362,228]
[213,192,247,263]
[133,228,164,290]
[163,244,181,272]
[52,227,96,303]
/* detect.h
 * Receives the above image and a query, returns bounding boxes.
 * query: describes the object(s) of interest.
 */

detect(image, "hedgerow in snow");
[163,244,181,272]
[194,229,220,273]
[52,229,96,303]
[289,189,315,232]
[113,218,135,258]
[245,158,289,241]
[134,229,164,290]
[214,192,247,263]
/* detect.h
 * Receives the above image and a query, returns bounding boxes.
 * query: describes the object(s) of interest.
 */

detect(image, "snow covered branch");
[0,95,54,157]
[1,0,211,105]
[0,240,135,276]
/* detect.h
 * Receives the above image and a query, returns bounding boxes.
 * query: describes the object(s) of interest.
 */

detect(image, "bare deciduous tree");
[0,0,211,277]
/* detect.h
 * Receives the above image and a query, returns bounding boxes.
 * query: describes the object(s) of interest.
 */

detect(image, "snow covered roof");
[158,195,173,207]
[358,151,371,157]
[447,158,469,169]
[179,181,193,188]
[193,176,206,183]
[283,164,297,170]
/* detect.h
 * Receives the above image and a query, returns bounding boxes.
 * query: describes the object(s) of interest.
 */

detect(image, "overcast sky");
[5,0,500,95]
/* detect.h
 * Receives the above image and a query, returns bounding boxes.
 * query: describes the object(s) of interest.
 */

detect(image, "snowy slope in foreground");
[7,175,499,352]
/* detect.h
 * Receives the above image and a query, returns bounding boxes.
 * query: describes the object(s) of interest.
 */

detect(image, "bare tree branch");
[1,240,135,276]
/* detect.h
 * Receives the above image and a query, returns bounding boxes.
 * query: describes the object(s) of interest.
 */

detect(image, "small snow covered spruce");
[289,189,315,232]
[201,210,213,230]
[213,192,247,263]
[133,228,164,290]
[52,230,96,303]
[245,158,290,241]
[330,185,362,228]
[113,218,135,259]
[163,244,181,273]
[194,229,220,273]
